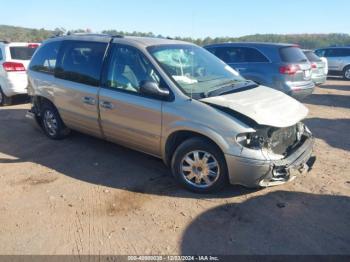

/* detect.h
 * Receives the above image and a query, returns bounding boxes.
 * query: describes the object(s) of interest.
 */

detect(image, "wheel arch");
[32,95,56,114]
[162,126,230,166]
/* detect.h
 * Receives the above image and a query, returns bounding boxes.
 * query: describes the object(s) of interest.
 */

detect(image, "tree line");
[1,25,350,49]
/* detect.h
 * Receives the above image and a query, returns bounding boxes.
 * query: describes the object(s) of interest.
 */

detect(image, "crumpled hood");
[201,85,309,128]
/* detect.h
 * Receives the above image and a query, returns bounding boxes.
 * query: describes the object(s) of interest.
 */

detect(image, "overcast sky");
[1,0,349,38]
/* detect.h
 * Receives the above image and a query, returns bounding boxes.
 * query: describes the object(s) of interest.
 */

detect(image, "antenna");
[190,10,195,101]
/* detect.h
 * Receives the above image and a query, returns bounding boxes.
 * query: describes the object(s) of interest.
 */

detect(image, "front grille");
[269,125,298,155]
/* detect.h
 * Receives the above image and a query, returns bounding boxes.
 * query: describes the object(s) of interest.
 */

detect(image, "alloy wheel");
[43,110,58,136]
[180,150,220,188]
[345,68,350,80]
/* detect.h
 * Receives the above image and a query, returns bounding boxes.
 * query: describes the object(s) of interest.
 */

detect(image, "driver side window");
[106,45,161,93]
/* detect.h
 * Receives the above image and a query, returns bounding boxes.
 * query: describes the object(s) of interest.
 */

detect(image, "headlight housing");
[236,122,309,152]
[236,132,267,149]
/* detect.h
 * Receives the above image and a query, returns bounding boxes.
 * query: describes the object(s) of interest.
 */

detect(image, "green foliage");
[1,25,350,49]
[0,25,52,42]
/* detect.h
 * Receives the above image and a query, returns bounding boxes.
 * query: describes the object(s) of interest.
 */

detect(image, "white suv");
[0,41,39,105]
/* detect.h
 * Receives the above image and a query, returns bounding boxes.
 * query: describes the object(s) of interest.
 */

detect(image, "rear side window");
[215,47,245,63]
[55,41,107,86]
[0,49,3,60]
[279,47,308,63]
[243,47,269,62]
[304,51,321,62]
[30,41,61,74]
[325,48,350,57]
[343,49,350,56]
[214,47,268,63]
[10,46,37,60]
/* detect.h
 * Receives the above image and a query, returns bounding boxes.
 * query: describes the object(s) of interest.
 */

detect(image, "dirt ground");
[0,79,349,255]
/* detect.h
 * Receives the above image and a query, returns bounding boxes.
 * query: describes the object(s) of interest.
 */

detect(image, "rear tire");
[0,87,11,106]
[41,103,70,140]
[171,137,228,193]
[343,66,350,80]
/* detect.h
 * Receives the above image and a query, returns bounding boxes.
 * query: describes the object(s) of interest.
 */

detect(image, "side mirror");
[139,80,170,99]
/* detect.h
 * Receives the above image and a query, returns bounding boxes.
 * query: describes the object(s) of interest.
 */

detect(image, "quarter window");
[315,49,325,57]
[0,49,3,60]
[55,41,107,86]
[105,45,162,94]
[30,41,61,74]
[243,47,269,62]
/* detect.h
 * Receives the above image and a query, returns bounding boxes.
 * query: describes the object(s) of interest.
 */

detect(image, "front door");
[325,48,342,71]
[99,44,166,157]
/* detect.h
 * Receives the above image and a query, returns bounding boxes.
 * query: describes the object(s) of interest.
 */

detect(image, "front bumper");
[225,136,315,188]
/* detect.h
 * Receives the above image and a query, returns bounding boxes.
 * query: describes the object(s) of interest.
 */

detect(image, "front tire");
[171,137,228,193]
[41,103,70,140]
[343,66,350,80]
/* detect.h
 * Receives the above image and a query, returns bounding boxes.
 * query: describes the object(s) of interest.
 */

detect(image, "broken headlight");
[236,132,267,149]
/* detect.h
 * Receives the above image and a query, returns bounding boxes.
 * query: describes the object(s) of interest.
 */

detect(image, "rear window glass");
[10,46,37,60]
[304,51,322,62]
[279,47,308,63]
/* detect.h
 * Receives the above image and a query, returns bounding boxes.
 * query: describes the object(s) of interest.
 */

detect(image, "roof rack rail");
[64,32,110,37]
[111,34,124,38]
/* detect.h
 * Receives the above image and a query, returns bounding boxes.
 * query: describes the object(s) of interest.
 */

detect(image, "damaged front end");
[236,122,315,187]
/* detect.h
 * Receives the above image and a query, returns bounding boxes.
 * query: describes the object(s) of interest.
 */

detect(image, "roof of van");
[47,34,191,47]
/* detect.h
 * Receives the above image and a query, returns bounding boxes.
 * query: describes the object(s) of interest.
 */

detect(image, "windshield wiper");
[206,80,258,97]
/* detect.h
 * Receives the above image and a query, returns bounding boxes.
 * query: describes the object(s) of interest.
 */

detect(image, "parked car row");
[25,34,315,193]
[204,43,317,99]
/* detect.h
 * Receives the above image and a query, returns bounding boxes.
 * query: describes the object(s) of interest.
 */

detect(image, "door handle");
[82,96,96,105]
[100,101,114,109]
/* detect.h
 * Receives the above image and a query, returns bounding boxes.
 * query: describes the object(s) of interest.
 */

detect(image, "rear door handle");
[82,96,96,105]
[100,101,114,109]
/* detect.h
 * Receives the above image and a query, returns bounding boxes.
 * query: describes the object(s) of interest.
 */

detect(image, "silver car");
[315,47,350,80]
[303,50,327,85]
[27,34,315,193]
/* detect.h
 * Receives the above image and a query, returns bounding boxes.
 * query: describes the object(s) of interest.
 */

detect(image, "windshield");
[148,44,246,97]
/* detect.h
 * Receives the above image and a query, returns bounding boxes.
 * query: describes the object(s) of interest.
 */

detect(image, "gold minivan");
[27,34,315,193]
